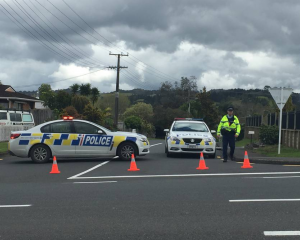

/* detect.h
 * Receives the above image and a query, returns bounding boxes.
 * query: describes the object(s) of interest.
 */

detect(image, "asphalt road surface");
[1,140,300,240]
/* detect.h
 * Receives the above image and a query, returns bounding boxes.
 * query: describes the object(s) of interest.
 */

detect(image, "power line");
[24,0,106,67]
[13,0,100,68]
[1,1,99,68]
[14,67,108,88]
[61,0,179,82]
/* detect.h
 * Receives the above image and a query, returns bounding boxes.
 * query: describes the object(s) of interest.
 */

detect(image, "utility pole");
[109,52,128,128]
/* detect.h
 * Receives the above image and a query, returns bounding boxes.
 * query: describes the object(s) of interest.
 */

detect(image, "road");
[1,140,300,240]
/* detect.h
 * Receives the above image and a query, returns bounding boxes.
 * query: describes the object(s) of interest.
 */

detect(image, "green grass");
[235,138,251,147]
[0,142,8,154]
[253,145,300,158]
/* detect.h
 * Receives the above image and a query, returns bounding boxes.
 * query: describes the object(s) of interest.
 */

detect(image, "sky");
[1,0,300,93]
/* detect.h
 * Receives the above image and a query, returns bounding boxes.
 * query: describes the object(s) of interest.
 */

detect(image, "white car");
[0,110,35,127]
[164,118,216,158]
[8,117,150,163]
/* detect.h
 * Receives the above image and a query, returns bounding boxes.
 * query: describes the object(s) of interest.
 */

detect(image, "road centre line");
[150,143,162,147]
[71,171,300,180]
[68,161,110,179]
[73,181,117,184]
[0,205,32,208]
[264,231,300,236]
[230,199,300,202]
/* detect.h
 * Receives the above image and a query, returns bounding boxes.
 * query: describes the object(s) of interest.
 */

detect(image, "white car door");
[73,121,113,156]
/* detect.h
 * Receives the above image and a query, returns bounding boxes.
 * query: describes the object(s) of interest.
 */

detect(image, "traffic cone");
[128,154,140,171]
[241,151,253,169]
[196,152,209,170]
[50,156,60,174]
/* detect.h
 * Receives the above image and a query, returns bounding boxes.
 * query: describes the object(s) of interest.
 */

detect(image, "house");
[0,85,42,110]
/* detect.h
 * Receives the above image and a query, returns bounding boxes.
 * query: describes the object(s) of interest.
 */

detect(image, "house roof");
[0,85,38,101]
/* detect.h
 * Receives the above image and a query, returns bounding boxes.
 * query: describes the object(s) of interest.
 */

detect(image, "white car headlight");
[170,136,180,141]
[139,137,148,142]
[203,137,214,142]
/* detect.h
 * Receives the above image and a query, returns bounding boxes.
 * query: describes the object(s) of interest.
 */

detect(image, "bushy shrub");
[124,116,142,130]
[259,125,279,145]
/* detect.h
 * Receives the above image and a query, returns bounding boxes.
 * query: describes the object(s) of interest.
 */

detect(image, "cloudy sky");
[1,0,300,93]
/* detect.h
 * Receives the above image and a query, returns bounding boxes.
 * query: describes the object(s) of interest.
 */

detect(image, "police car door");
[73,121,113,156]
[40,121,76,156]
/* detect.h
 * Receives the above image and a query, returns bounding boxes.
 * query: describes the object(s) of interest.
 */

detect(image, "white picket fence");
[0,126,31,142]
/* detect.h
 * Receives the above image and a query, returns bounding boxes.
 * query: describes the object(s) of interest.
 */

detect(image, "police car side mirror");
[164,129,169,133]
[98,130,103,134]
[211,130,216,134]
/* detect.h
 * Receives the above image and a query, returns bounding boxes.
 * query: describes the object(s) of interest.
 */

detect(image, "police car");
[164,118,216,158]
[8,117,150,163]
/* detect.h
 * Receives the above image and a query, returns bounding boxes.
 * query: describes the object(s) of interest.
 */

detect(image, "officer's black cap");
[227,107,234,111]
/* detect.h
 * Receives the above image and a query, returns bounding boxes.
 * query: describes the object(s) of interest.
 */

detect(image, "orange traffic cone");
[196,152,209,170]
[128,154,140,171]
[50,156,60,174]
[241,151,253,169]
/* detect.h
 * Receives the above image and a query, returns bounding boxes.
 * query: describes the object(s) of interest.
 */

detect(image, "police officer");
[217,107,241,162]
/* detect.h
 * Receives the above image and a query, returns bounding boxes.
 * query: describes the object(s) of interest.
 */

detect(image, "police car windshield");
[172,122,208,132]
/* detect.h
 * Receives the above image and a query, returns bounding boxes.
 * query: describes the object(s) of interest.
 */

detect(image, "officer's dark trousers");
[222,134,235,160]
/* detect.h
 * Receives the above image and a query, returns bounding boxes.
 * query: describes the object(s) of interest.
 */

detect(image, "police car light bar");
[63,116,74,120]
[174,118,203,121]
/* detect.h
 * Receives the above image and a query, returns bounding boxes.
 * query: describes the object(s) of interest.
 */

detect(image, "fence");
[246,111,300,130]
[0,126,32,142]
[245,111,300,149]
[32,109,54,125]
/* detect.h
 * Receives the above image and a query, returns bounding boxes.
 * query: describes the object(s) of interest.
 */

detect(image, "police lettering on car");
[83,135,113,146]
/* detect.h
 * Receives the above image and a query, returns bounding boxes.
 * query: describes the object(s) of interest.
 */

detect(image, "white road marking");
[246,176,300,179]
[71,171,300,180]
[73,181,117,184]
[113,156,119,159]
[68,161,110,179]
[150,143,162,147]
[0,158,3,160]
[230,199,300,202]
[0,205,32,208]
[264,231,300,236]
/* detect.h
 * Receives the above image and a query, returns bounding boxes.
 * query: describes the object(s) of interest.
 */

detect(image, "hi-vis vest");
[217,115,241,136]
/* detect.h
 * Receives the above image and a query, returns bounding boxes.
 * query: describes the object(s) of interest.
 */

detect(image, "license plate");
[188,145,197,149]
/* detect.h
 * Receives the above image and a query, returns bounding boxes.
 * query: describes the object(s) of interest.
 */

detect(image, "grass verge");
[0,142,8,154]
[235,138,251,147]
[253,145,300,158]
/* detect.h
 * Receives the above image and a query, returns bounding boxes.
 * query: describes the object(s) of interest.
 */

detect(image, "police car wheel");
[118,142,137,161]
[30,144,51,163]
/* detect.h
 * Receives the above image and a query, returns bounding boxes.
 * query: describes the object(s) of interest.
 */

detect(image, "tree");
[0,80,2,85]
[83,103,102,123]
[153,105,190,138]
[80,83,91,96]
[38,84,56,109]
[55,91,71,111]
[91,87,100,106]
[123,102,153,123]
[283,95,295,112]
[264,85,271,91]
[98,93,130,118]
[70,84,80,95]
[99,107,112,126]
[60,106,81,118]
[124,116,142,130]
[196,87,219,129]
[71,95,90,114]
